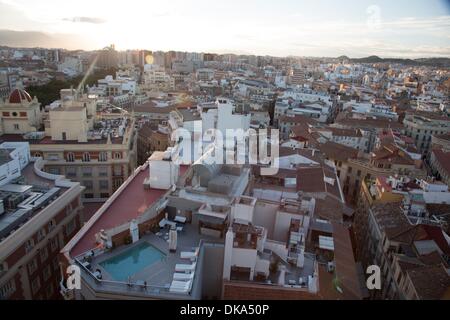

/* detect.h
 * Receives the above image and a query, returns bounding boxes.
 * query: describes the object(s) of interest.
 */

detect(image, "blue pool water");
[99,242,165,281]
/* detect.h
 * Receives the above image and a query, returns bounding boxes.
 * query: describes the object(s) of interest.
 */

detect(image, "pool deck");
[77,222,220,298]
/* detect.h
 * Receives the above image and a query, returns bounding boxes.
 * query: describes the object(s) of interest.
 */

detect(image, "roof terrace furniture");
[169,281,191,294]
[159,218,177,229]
[175,262,196,274]
[173,272,195,281]
[93,270,102,280]
[180,248,199,261]
[169,279,193,293]
[81,261,91,270]
[174,215,187,223]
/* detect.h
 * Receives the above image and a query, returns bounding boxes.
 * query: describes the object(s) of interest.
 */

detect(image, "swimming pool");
[99,242,165,281]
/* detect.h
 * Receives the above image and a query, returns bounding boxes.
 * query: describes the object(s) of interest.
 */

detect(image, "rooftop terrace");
[69,164,189,257]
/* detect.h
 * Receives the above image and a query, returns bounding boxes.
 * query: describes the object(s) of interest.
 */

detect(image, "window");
[48,219,56,232]
[40,247,49,263]
[84,193,94,199]
[52,258,59,272]
[48,167,60,175]
[66,204,73,216]
[100,193,110,198]
[2,112,10,117]
[20,112,27,117]
[12,112,18,117]
[82,152,91,162]
[65,219,77,236]
[113,152,122,159]
[99,167,108,177]
[43,265,52,281]
[66,152,75,162]
[28,258,38,275]
[99,180,109,189]
[25,239,35,253]
[113,166,122,176]
[83,180,93,189]
[62,132,67,141]
[82,167,92,177]
[99,152,108,162]
[34,152,42,158]
[0,261,8,273]
[13,124,19,130]
[50,237,59,252]
[66,167,76,178]
[36,228,46,242]
[31,277,41,294]
[113,178,123,189]
[357,170,361,177]
[0,279,16,299]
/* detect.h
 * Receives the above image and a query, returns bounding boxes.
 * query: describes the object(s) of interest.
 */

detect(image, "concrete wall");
[201,244,224,299]
[253,201,278,239]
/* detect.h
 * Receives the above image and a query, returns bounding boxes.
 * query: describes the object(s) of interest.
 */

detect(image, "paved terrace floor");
[78,222,220,298]
[71,165,189,257]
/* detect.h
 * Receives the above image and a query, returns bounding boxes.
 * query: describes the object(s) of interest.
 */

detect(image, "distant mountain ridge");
[336,55,450,67]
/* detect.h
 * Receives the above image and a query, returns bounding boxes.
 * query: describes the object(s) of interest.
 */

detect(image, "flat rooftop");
[0,134,124,145]
[75,223,218,298]
[70,165,189,257]
[0,163,67,242]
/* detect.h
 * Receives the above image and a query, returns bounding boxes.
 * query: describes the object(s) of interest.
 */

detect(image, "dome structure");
[8,88,32,104]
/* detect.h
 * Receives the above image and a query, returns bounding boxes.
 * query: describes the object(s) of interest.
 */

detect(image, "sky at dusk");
[0,0,450,58]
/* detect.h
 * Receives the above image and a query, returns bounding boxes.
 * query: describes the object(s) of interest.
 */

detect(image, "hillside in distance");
[336,55,450,67]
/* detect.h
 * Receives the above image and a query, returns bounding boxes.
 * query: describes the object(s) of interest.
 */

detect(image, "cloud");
[0,29,95,50]
[63,16,106,24]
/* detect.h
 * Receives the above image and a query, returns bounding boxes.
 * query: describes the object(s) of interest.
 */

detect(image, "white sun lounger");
[169,284,190,293]
[175,262,196,273]
[159,218,177,229]
[169,280,192,293]
[173,272,195,281]
[158,218,167,228]
[171,280,192,288]
[180,248,199,261]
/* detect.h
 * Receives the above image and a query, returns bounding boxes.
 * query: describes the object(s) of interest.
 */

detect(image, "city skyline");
[1,0,450,58]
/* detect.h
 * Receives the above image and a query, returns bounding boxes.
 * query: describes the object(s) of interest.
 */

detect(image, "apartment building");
[317,127,368,152]
[137,123,170,166]
[332,112,404,153]
[196,69,215,82]
[142,67,175,92]
[403,110,450,155]
[318,141,426,202]
[354,178,450,300]
[430,149,450,187]
[279,115,318,140]
[0,142,84,300]
[290,66,306,86]
[57,134,365,300]
[0,89,137,200]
